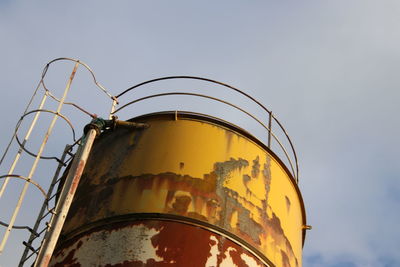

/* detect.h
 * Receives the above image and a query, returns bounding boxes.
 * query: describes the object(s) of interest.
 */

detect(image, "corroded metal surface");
[55,113,306,267]
[50,220,268,267]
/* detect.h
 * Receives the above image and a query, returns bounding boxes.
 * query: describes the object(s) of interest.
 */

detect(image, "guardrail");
[113,76,299,182]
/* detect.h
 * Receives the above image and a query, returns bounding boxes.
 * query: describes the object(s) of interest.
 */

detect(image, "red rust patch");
[51,248,80,267]
[151,221,212,266]
[76,240,83,249]
[53,220,267,267]
[70,161,85,195]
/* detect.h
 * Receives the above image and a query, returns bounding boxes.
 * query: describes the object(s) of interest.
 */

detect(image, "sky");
[0,1,400,266]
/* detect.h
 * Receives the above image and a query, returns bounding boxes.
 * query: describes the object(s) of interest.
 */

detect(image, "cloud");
[1,1,399,266]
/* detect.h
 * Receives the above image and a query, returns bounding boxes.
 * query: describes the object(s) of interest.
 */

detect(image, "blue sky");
[0,1,399,266]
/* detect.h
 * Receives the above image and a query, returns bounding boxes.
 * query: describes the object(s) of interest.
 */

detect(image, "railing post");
[268,111,272,148]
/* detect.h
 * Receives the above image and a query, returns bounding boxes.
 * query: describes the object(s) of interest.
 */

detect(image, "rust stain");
[170,195,191,214]
[165,190,175,207]
[128,128,145,147]
[65,174,113,224]
[70,64,78,77]
[70,161,85,194]
[42,255,52,267]
[52,248,79,267]
[252,156,260,178]
[214,157,248,183]
[224,130,234,153]
[61,154,297,266]
[205,198,219,220]
[242,174,252,197]
[192,195,204,216]
[266,212,297,266]
[285,196,291,214]
[150,221,212,265]
[262,156,272,200]
[103,261,158,267]
[242,174,251,186]
[212,234,260,267]
[281,249,292,267]
[51,220,267,267]
[49,113,307,267]
[76,240,83,249]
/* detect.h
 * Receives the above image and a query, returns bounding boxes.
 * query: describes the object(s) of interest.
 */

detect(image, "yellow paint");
[230,210,239,229]
[62,113,306,267]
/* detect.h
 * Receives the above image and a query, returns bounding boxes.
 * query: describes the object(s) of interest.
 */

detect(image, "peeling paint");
[241,253,264,267]
[51,223,163,266]
[50,220,267,267]
[54,115,305,267]
[170,195,192,214]
[285,196,291,214]
[252,156,260,178]
[215,157,248,182]
[205,236,219,267]
[281,249,290,267]
[61,158,298,267]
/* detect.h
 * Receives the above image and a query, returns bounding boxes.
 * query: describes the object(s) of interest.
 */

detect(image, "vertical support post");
[34,129,97,267]
[109,97,118,119]
[0,62,79,254]
[267,111,272,148]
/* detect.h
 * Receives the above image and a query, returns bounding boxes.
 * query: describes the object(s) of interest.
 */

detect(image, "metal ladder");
[18,145,74,266]
[0,58,116,266]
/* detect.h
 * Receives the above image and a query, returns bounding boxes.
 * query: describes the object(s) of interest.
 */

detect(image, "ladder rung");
[37,226,48,236]
[22,241,38,254]
[22,247,40,263]
[39,208,55,221]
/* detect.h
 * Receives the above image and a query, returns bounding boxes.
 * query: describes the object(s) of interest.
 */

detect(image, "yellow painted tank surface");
[49,111,306,267]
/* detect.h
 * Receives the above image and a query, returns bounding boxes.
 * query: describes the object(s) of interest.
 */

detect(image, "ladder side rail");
[18,145,72,267]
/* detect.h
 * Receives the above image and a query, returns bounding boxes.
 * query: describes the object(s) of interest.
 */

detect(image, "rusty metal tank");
[49,111,307,267]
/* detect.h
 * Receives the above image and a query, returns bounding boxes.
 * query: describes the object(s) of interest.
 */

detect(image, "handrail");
[112,92,297,178]
[117,76,270,114]
[114,76,299,182]
[272,114,299,180]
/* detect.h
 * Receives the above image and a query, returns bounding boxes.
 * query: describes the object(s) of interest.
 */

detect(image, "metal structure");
[0,58,309,267]
[0,58,116,266]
